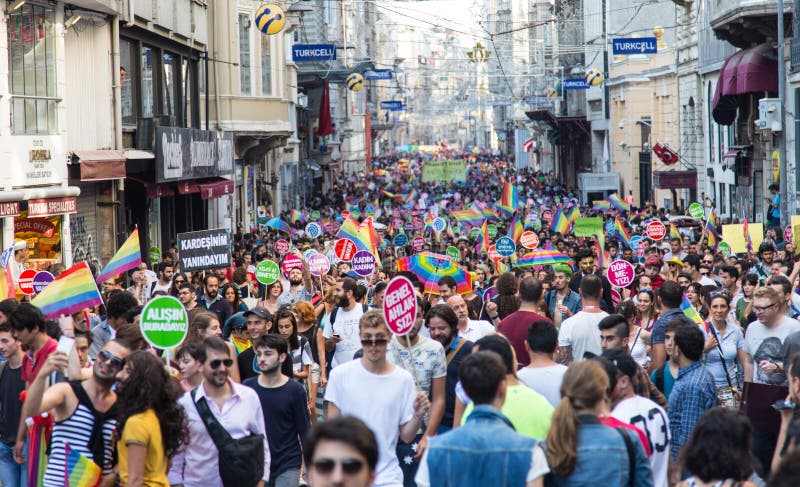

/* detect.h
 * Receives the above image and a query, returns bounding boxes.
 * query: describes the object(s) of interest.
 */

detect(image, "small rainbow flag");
[705,220,719,248]
[499,180,518,214]
[482,207,502,221]
[567,206,581,225]
[550,208,570,235]
[0,244,16,299]
[95,228,142,285]
[65,442,102,487]
[451,209,484,227]
[743,218,753,252]
[33,262,104,319]
[476,220,489,252]
[508,213,524,243]
[593,200,611,211]
[607,193,630,212]
[670,223,682,242]
[614,217,631,249]
[680,295,710,334]
[595,233,609,270]
[289,209,303,223]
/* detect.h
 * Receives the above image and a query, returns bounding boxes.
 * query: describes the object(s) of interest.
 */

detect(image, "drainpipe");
[112,15,125,245]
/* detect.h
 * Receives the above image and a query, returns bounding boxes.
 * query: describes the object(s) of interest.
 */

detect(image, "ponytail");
[546,396,579,476]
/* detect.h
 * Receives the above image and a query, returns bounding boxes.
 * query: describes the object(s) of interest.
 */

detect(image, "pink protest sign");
[785,225,793,242]
[307,253,331,276]
[275,239,290,255]
[412,237,426,252]
[607,259,635,288]
[281,254,303,277]
[382,276,418,336]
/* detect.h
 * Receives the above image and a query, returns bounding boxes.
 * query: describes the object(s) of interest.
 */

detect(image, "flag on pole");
[32,262,104,319]
[498,180,518,215]
[607,192,630,212]
[670,223,682,243]
[95,229,142,284]
[743,218,753,252]
[680,294,711,334]
[614,217,631,249]
[0,244,16,299]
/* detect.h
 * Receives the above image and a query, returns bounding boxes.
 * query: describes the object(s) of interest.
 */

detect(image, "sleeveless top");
[43,382,117,487]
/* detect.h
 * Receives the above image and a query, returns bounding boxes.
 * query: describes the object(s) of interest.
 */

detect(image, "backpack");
[329,304,370,330]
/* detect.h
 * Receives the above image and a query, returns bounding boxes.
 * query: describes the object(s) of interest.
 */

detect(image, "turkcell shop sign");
[380,101,405,111]
[292,44,336,62]
[612,37,658,55]
[364,69,393,80]
[563,78,589,90]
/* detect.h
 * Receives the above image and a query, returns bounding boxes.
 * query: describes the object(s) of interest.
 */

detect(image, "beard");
[258,361,281,375]
[206,289,218,299]
[338,295,350,308]
[432,331,452,347]
[289,277,303,286]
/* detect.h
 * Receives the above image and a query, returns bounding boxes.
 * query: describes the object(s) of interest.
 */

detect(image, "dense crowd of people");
[0,150,799,486]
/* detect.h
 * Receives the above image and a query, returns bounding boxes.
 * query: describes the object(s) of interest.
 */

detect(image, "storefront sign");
[380,101,404,111]
[292,44,336,62]
[27,197,77,217]
[155,127,234,183]
[0,202,20,217]
[563,78,589,90]
[140,296,189,349]
[14,218,56,237]
[364,69,393,80]
[177,228,231,272]
[612,37,658,55]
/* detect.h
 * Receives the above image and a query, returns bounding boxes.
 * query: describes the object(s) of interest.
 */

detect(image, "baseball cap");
[602,349,638,379]
[644,255,663,268]
[244,306,272,321]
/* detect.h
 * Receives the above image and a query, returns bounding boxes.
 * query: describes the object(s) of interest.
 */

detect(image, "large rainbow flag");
[614,217,631,249]
[95,229,142,284]
[336,215,382,265]
[508,213,524,243]
[451,209,484,227]
[607,192,630,212]
[498,180,518,214]
[32,262,104,319]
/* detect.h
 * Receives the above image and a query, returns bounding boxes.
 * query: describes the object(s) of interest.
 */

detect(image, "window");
[239,14,251,94]
[120,38,137,125]
[141,45,155,117]
[260,32,272,95]
[163,52,176,117]
[7,4,57,134]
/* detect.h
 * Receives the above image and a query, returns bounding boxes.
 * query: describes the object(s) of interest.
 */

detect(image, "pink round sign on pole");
[275,239,290,255]
[412,237,426,252]
[785,225,793,242]
[606,259,635,288]
[281,254,303,277]
[382,276,418,336]
[307,253,331,276]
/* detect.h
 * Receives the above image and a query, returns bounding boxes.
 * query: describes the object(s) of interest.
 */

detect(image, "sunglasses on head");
[209,358,234,369]
[312,458,365,475]
[98,350,124,368]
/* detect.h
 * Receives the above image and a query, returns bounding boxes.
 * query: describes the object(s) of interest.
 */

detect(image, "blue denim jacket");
[544,290,583,318]
[545,415,654,487]
[428,405,537,487]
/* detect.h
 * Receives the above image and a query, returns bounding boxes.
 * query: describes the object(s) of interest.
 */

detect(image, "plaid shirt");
[667,361,717,460]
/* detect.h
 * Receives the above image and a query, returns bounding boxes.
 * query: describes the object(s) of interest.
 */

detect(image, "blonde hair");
[546,360,610,477]
[358,309,389,333]
[294,301,316,325]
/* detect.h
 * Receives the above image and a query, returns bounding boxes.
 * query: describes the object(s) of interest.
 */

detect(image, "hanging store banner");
[292,44,336,62]
[563,78,589,90]
[364,69,393,80]
[155,127,234,183]
[612,37,658,55]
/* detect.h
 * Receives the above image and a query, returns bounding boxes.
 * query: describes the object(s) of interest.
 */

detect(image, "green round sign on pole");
[311,210,320,221]
[718,241,731,257]
[469,227,480,239]
[446,246,460,261]
[688,202,704,219]
[140,296,188,349]
[255,260,280,285]
[487,224,498,238]
[149,246,161,264]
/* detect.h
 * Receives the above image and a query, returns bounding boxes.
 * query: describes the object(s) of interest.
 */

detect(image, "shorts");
[310,362,321,385]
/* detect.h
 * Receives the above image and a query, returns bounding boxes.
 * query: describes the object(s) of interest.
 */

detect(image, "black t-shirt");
[243,377,310,477]
[239,345,293,381]
[442,338,473,428]
[0,364,25,444]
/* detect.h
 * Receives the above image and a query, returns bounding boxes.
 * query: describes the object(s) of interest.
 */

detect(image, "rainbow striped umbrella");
[264,217,292,233]
[396,251,472,295]
[515,250,572,268]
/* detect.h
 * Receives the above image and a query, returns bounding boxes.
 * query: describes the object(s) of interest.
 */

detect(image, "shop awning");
[73,150,127,181]
[653,170,698,190]
[146,183,175,199]
[124,149,155,160]
[712,43,778,125]
[198,179,234,200]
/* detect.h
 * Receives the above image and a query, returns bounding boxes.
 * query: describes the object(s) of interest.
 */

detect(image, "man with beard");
[425,304,472,434]
[19,339,132,487]
[387,306,446,486]
[569,248,613,310]
[244,334,309,487]
[276,249,314,308]
[750,242,775,284]
[322,277,366,368]
[169,337,269,486]
[238,307,273,381]
[446,295,493,343]
[197,275,231,325]
[149,262,174,298]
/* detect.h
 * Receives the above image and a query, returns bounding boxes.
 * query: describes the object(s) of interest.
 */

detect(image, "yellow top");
[118,408,169,487]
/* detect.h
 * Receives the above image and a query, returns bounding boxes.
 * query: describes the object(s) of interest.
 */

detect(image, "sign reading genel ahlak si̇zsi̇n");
[177,228,231,272]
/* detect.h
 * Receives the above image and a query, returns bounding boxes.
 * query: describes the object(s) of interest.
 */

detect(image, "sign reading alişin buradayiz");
[177,229,232,272]
[612,37,658,55]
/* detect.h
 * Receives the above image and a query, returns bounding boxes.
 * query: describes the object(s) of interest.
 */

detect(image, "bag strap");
[615,427,636,487]
[191,388,234,447]
[708,324,734,389]
[446,337,467,366]
[629,327,642,354]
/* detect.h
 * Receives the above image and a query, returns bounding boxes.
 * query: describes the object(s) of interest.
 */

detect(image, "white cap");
[13,241,26,251]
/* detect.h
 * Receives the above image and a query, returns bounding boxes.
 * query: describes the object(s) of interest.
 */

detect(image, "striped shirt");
[43,401,116,486]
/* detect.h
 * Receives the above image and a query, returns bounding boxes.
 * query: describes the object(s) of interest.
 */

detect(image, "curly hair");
[116,351,188,459]
[495,272,521,319]
[294,301,316,325]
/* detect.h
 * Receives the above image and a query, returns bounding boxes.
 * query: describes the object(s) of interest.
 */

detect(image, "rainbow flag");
[670,223,682,242]
[567,206,581,225]
[95,228,142,285]
[451,209,484,227]
[0,244,16,299]
[680,295,710,334]
[382,190,403,201]
[476,220,489,252]
[595,233,609,270]
[424,213,435,233]
[614,217,631,249]
[508,213,524,243]
[231,336,251,355]
[705,220,719,248]
[499,180,518,214]
[743,218,753,252]
[33,262,104,319]
[337,215,363,244]
[592,200,611,211]
[404,189,418,204]
[64,442,102,487]
[607,193,630,212]
[550,208,570,235]
[482,207,502,221]
[289,209,303,223]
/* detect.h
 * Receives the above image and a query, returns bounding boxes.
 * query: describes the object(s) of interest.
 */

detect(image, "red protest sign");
[412,237,426,252]
[275,239,290,255]
[382,276,417,336]
[334,238,357,262]
[520,231,539,249]
[281,254,303,277]
[488,245,500,260]
[646,221,666,241]
[542,210,552,223]
[18,269,37,295]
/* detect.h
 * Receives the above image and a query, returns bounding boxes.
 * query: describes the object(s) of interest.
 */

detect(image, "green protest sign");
[688,203,704,219]
[446,246,460,261]
[311,210,320,221]
[255,260,280,285]
[573,217,604,237]
[149,246,161,264]
[469,227,480,239]
[487,224,498,238]
[718,241,731,257]
[421,160,467,183]
[140,296,188,349]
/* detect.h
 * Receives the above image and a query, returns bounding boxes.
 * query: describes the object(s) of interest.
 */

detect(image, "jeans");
[0,441,26,487]
[268,468,301,487]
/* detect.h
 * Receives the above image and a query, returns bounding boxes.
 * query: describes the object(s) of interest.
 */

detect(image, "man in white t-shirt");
[606,349,670,487]
[518,320,567,408]
[446,295,494,343]
[557,275,608,364]
[322,277,366,368]
[326,310,430,487]
[743,286,800,385]
[148,262,173,298]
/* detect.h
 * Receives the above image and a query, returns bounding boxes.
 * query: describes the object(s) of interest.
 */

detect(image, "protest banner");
[722,223,764,253]
[572,217,603,237]
[421,159,467,183]
[177,228,231,273]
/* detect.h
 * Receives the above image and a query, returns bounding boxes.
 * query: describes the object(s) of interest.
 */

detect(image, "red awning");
[176,181,200,195]
[199,179,234,200]
[73,150,126,181]
[712,43,778,125]
[146,183,175,198]
[653,170,698,190]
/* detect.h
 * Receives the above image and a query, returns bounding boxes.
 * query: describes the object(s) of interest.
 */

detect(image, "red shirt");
[21,337,57,384]
[599,415,652,457]
[498,310,551,367]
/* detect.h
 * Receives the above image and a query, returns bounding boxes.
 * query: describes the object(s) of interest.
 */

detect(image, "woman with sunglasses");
[115,351,188,487]
[704,293,748,408]
[168,273,189,298]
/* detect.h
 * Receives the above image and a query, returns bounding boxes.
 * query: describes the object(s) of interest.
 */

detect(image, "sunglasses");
[312,458,365,475]
[699,272,709,276]
[174,279,186,284]
[209,358,234,369]
[360,337,389,347]
[754,303,777,313]
[98,350,124,369]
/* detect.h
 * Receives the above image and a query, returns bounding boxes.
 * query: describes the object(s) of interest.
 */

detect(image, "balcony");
[709,1,792,48]
[65,0,123,15]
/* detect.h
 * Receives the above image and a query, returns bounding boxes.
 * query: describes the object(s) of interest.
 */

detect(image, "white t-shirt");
[612,395,670,487]
[415,443,549,486]
[459,319,495,343]
[387,336,447,393]
[149,280,172,298]
[518,364,568,408]
[325,360,416,487]
[558,311,608,362]
[744,315,800,385]
[322,306,366,368]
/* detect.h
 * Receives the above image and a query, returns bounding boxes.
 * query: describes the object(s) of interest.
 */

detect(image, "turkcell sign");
[364,69,393,80]
[292,44,336,62]
[563,78,589,90]
[381,101,404,111]
[612,37,658,55]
